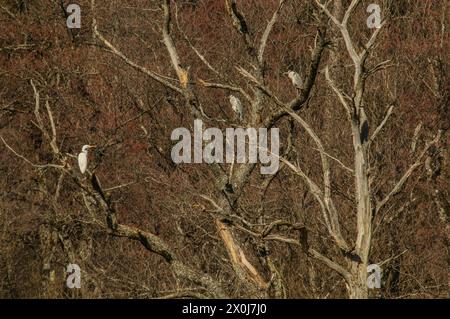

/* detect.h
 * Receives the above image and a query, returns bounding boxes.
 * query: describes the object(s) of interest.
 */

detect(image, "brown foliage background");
[0,0,448,298]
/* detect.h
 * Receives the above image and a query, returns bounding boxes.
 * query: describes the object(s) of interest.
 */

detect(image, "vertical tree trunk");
[349,106,372,299]
[348,271,369,299]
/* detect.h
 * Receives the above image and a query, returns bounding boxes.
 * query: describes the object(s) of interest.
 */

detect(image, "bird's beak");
[88,145,97,149]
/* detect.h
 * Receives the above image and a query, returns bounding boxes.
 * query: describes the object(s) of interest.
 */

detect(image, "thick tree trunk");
[348,277,369,299]
[350,116,372,299]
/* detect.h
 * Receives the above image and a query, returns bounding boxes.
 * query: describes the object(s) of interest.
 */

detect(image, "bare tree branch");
[162,0,190,89]
[325,66,352,115]
[369,104,394,144]
[283,107,349,251]
[1,136,65,170]
[91,11,182,94]
[258,0,286,64]
[225,0,254,56]
[376,131,442,214]
[197,79,252,103]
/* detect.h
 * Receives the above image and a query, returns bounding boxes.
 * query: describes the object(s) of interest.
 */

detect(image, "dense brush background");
[0,0,448,298]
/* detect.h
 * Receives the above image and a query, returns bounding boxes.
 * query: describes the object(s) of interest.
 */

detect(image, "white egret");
[229,95,243,121]
[286,70,303,90]
[78,145,95,174]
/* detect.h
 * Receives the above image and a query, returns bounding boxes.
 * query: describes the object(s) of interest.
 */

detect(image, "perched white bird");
[286,70,303,90]
[229,95,243,121]
[78,145,95,174]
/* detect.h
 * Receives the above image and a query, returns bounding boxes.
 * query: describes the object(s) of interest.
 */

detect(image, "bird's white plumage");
[229,95,243,121]
[287,70,303,89]
[78,145,93,174]
[78,152,88,174]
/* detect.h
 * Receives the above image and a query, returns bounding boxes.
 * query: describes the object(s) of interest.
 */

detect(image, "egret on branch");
[285,70,303,90]
[229,95,243,122]
[78,145,96,174]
